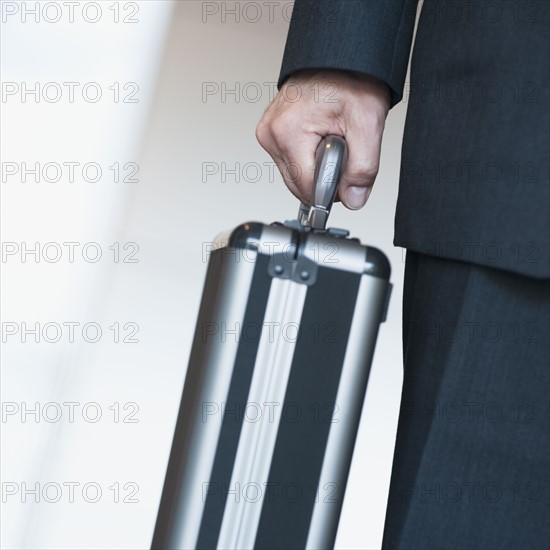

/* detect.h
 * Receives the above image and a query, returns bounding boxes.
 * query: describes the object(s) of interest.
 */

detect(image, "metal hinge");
[266,252,319,287]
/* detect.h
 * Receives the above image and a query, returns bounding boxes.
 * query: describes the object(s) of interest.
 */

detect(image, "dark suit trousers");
[383,252,549,549]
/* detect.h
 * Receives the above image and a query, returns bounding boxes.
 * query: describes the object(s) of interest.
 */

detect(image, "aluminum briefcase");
[152,136,392,549]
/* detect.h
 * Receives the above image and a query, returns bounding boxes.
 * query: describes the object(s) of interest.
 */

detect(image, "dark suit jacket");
[278,0,549,278]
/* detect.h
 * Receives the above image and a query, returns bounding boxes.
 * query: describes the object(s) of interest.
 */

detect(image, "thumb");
[338,126,382,210]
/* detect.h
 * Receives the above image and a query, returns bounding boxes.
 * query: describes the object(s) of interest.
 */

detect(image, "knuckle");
[255,120,270,147]
[348,159,379,181]
[284,162,304,185]
[270,116,292,143]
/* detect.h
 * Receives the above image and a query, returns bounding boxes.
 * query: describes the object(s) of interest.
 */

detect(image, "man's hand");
[256,70,391,210]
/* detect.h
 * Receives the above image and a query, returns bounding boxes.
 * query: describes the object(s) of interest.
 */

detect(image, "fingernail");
[346,186,370,209]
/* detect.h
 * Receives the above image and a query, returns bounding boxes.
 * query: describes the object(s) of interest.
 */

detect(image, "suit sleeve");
[278,0,419,108]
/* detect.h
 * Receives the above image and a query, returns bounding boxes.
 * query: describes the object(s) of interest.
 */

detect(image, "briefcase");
[151,136,392,549]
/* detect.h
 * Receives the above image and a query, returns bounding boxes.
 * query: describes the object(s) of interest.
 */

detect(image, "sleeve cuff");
[277,0,418,108]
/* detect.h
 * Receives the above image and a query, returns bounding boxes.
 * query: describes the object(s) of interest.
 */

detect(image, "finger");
[276,132,319,205]
[256,121,303,201]
[264,112,321,204]
[272,151,304,202]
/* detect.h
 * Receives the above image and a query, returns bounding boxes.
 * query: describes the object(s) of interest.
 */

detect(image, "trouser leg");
[382,252,550,549]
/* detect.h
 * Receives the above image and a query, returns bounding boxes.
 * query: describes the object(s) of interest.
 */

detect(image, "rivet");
[274,265,284,275]
[300,270,310,280]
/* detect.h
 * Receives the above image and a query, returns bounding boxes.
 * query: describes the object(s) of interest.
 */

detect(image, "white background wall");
[1,1,417,548]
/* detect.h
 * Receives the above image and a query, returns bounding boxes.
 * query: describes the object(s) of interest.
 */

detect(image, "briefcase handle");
[297,135,347,230]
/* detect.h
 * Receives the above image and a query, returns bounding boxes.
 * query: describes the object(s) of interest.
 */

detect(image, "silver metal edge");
[302,232,367,275]
[255,224,296,256]
[210,224,295,253]
[218,279,308,549]
[164,249,259,549]
[211,223,387,280]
